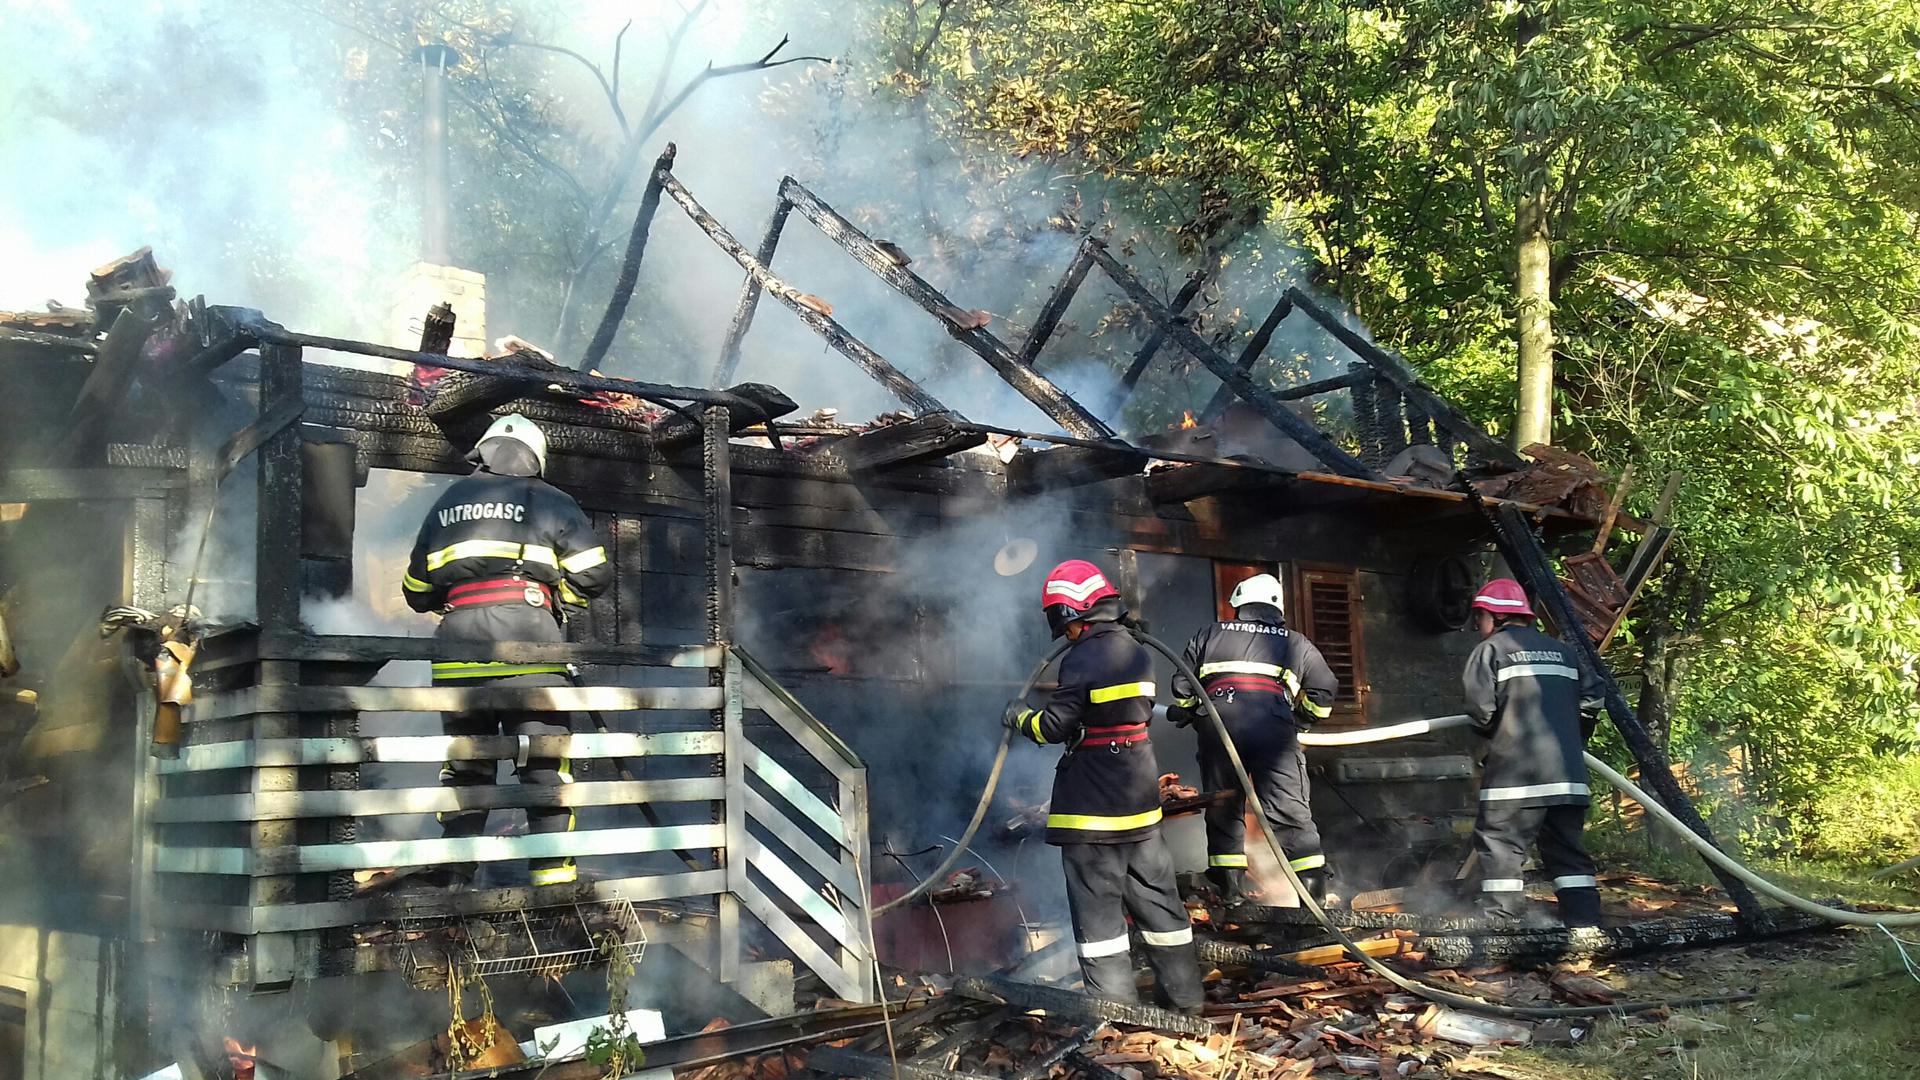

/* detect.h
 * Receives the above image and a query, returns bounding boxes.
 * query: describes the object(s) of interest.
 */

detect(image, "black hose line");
[872,639,1070,916]
[1125,627,1743,1020]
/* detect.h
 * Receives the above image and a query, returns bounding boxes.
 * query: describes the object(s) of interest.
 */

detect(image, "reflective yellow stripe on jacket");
[1299,696,1333,719]
[402,572,433,594]
[425,540,559,571]
[1198,661,1301,693]
[1046,807,1163,832]
[560,546,608,573]
[1088,681,1155,704]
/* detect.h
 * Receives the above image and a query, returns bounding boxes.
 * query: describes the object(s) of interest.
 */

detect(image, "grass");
[1493,932,1920,1080]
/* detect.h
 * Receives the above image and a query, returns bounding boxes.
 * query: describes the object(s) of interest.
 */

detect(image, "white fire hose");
[1283,710,1920,929]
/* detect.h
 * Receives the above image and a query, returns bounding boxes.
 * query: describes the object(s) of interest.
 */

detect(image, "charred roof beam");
[654,168,955,417]
[1085,243,1380,480]
[775,177,1115,440]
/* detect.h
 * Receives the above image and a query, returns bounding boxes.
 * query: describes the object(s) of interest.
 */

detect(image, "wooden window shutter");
[1292,564,1369,720]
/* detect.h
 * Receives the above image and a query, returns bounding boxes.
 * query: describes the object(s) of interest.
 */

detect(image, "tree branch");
[640,1,709,130]
[494,37,629,135]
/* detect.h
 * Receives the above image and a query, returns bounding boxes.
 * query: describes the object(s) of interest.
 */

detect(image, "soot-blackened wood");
[1416,910,1824,968]
[776,177,1113,439]
[703,404,735,646]
[1143,461,1285,505]
[1109,268,1210,414]
[255,343,306,639]
[581,144,677,373]
[659,172,949,417]
[651,383,798,451]
[809,1047,998,1080]
[1375,379,1408,457]
[57,308,154,464]
[1274,369,1370,402]
[1287,288,1524,470]
[1199,296,1294,423]
[953,975,1210,1037]
[1487,501,1763,924]
[1089,245,1376,479]
[0,326,99,354]
[1014,238,1099,366]
[821,411,986,471]
[711,196,794,385]
[1190,937,1325,978]
[1348,365,1381,459]
[423,370,542,427]
[1008,444,1147,496]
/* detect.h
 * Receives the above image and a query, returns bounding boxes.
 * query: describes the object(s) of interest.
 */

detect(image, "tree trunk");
[1637,573,1675,753]
[1512,6,1553,449]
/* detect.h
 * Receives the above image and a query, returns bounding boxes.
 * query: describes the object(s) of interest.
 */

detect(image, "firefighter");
[1461,578,1606,926]
[401,414,612,888]
[1167,574,1338,907]
[1004,559,1204,1012]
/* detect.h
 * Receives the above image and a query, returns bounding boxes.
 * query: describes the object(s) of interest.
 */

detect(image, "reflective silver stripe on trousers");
[1138,926,1193,948]
[1496,663,1580,681]
[1480,781,1590,801]
[1480,878,1526,892]
[1554,875,1599,890]
[1077,933,1132,959]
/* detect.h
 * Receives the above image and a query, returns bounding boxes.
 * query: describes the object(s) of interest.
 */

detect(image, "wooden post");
[251,341,306,983]
[1486,501,1764,925]
[712,197,794,385]
[581,145,678,372]
[705,405,742,982]
[1014,239,1099,366]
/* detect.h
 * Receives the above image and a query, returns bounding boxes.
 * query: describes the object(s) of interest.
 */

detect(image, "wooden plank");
[192,633,721,674]
[0,467,182,501]
[650,382,799,451]
[712,196,793,384]
[1200,295,1294,422]
[743,786,859,894]
[1110,269,1210,413]
[742,835,857,950]
[1008,444,1146,495]
[735,878,868,1002]
[153,776,726,822]
[1144,461,1285,505]
[821,412,987,471]
[149,869,729,935]
[734,524,897,572]
[1277,937,1406,966]
[740,741,844,840]
[57,309,153,463]
[154,822,728,876]
[188,683,722,720]
[777,178,1111,439]
[157,731,724,772]
[1014,239,1099,366]
[742,672,865,780]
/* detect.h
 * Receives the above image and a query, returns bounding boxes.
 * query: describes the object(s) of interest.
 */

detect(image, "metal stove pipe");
[415,43,459,264]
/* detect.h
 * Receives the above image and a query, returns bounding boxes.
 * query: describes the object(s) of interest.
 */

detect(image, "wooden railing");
[148,632,873,999]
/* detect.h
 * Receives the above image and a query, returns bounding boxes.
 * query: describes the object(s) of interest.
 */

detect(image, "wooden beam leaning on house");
[775,177,1115,440]
[1085,243,1378,480]
[1285,288,1526,472]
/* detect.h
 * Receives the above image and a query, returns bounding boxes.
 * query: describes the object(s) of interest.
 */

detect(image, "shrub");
[1798,754,1920,867]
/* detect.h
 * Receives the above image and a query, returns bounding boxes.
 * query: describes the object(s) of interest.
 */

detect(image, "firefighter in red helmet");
[1461,579,1606,926]
[1004,559,1204,1011]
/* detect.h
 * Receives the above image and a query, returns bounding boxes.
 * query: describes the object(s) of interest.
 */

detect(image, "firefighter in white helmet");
[400,414,611,888]
[1168,573,1339,906]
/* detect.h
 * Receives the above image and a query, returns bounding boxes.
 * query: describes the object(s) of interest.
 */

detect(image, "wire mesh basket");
[402,898,647,985]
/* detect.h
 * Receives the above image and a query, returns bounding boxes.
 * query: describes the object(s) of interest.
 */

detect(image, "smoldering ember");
[4,5,1920,1080]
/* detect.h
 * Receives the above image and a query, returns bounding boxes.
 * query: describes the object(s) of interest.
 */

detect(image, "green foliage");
[1799,754,1920,865]
[585,931,645,1079]
[939,0,1920,849]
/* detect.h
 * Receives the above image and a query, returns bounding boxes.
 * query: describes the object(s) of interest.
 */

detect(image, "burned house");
[0,152,1653,1077]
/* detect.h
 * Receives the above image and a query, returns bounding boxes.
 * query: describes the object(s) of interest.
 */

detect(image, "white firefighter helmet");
[1228,573,1286,612]
[475,413,548,474]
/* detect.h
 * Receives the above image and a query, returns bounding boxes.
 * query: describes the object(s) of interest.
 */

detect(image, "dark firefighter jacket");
[1011,622,1164,846]
[402,467,612,681]
[1462,625,1605,808]
[1169,612,1337,732]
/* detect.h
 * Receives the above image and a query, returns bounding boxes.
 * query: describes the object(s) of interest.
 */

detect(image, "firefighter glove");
[1166,703,1199,728]
[1001,701,1027,732]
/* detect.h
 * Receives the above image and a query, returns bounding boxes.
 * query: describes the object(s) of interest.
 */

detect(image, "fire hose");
[872,639,1069,916]
[1293,712,1920,929]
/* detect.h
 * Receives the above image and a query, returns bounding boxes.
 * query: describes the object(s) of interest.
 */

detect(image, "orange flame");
[1180,410,1198,430]
[224,1037,258,1078]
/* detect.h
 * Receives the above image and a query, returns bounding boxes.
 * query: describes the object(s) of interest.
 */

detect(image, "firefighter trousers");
[437,670,577,886]
[1060,835,1205,1010]
[1472,802,1599,925]
[1199,732,1327,883]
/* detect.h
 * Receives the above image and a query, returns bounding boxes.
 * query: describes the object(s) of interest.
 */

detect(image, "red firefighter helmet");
[1471,578,1534,619]
[1041,559,1121,637]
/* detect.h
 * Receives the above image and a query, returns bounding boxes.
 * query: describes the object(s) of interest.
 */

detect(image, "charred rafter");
[775,177,1112,439]
[655,168,952,417]
[1086,243,1377,479]
[1199,295,1293,423]
[1109,268,1210,415]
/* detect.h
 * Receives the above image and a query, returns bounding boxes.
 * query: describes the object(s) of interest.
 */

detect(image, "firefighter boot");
[1207,866,1247,907]
[1556,886,1602,928]
[1297,868,1333,907]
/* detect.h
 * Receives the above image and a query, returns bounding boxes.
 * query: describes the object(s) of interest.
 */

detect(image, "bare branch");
[495,37,628,135]
[610,19,632,105]
[640,0,709,130]
[456,52,594,208]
